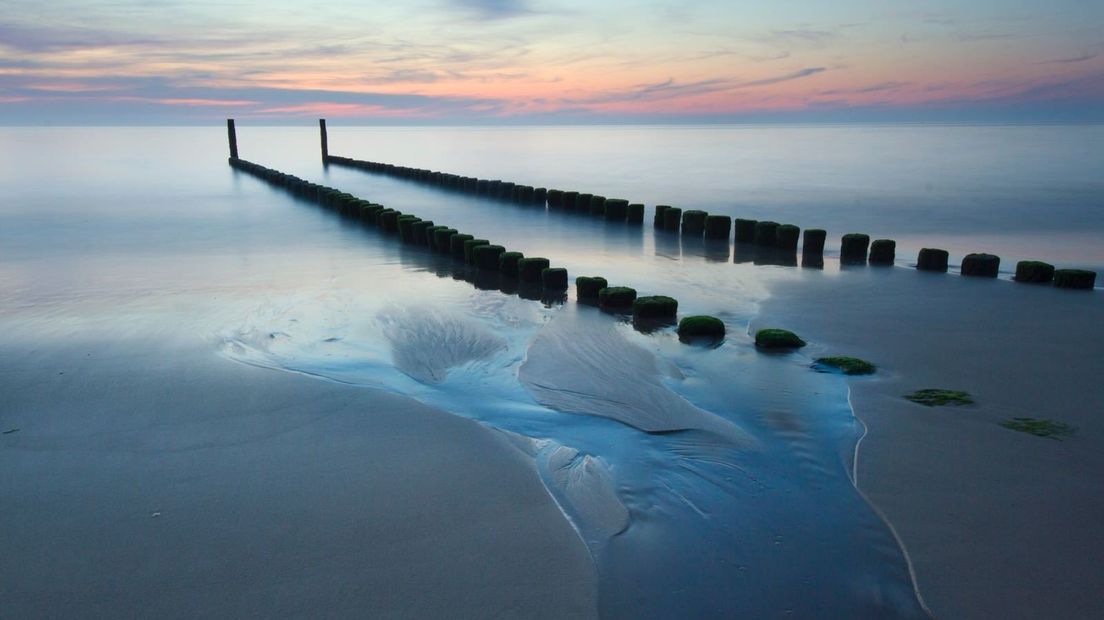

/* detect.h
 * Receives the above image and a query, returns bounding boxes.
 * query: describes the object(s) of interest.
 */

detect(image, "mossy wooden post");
[577,193,593,212]
[604,199,629,221]
[627,203,645,224]
[663,207,682,232]
[412,220,434,245]
[450,233,474,260]
[654,205,670,227]
[575,276,608,299]
[1053,269,1096,290]
[542,267,568,290]
[499,251,524,276]
[226,119,239,159]
[1014,261,1054,284]
[840,233,870,264]
[802,229,826,257]
[704,215,731,240]
[463,238,490,264]
[734,218,758,243]
[754,221,779,246]
[563,191,579,212]
[682,210,707,236]
[474,244,506,271]
[547,189,563,208]
[598,286,637,310]
[961,253,999,277]
[917,248,949,272]
[677,316,725,343]
[319,118,328,162]
[632,295,678,320]
[590,195,607,216]
[775,224,800,251]
[518,257,550,283]
[397,216,420,243]
[869,239,896,265]
[434,228,458,254]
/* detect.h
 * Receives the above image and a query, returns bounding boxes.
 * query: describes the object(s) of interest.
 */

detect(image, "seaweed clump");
[815,356,876,375]
[677,316,725,343]
[632,295,678,319]
[598,286,637,309]
[755,328,806,349]
[903,389,974,407]
[999,418,1076,440]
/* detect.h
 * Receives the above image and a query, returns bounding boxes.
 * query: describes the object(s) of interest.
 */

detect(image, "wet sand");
[0,338,597,618]
[756,267,1104,619]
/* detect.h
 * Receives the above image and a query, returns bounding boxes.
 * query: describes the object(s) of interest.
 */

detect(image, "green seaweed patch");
[755,328,806,349]
[903,389,974,407]
[632,295,678,319]
[677,315,725,343]
[575,276,608,298]
[597,286,637,309]
[814,356,875,375]
[999,417,1076,440]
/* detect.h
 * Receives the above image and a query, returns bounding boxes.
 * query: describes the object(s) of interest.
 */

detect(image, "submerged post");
[226,119,238,159]
[319,119,329,162]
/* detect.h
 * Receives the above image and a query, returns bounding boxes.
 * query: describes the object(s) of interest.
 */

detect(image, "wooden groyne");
[314,120,1097,291]
[226,120,711,336]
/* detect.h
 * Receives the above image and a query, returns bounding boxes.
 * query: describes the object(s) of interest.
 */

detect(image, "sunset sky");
[2,0,1102,124]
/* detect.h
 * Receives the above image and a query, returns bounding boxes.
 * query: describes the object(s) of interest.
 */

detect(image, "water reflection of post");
[654,229,681,259]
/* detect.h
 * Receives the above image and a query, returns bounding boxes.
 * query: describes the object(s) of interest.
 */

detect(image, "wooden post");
[226,119,238,159]
[319,119,329,162]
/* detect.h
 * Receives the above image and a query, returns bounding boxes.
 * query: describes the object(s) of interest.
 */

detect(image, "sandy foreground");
[755,267,1104,619]
[0,337,597,618]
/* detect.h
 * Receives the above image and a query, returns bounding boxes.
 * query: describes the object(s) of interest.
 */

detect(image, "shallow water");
[3,124,1099,616]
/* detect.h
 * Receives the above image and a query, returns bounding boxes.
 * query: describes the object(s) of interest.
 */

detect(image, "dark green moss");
[518,257,551,283]
[575,276,608,298]
[449,233,474,260]
[917,248,949,272]
[840,233,870,263]
[802,229,826,255]
[1014,260,1055,284]
[681,210,708,235]
[869,239,896,266]
[379,210,401,233]
[961,253,1000,277]
[903,389,974,407]
[542,267,568,289]
[999,418,1076,440]
[734,218,758,243]
[433,228,458,253]
[704,215,731,240]
[598,286,637,309]
[627,203,645,224]
[662,207,683,232]
[677,316,725,342]
[632,295,678,319]
[463,238,490,264]
[654,205,671,227]
[562,191,579,212]
[397,216,420,243]
[499,251,524,276]
[589,195,607,216]
[426,225,448,250]
[754,328,806,349]
[1054,269,1096,290]
[604,199,629,220]
[815,356,876,375]
[775,224,800,250]
[754,221,779,246]
[473,244,506,271]
[576,193,593,211]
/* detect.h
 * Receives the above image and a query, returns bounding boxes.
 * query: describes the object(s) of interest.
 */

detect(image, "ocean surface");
[2,124,1101,617]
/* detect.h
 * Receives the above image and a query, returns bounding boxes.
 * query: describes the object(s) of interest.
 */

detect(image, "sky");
[1,0,1102,124]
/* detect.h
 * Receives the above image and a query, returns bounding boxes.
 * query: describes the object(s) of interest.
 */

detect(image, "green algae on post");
[627,203,645,224]
[518,257,551,283]
[917,248,949,272]
[1014,260,1055,284]
[754,221,779,246]
[961,253,1000,277]
[735,218,758,243]
[654,205,670,227]
[604,198,629,220]
[575,276,608,299]
[775,224,800,251]
[840,233,870,264]
[704,215,732,240]
[677,315,725,343]
[681,210,708,235]
[463,238,490,264]
[632,295,678,319]
[814,356,876,375]
[433,228,458,253]
[1054,269,1096,290]
[903,389,974,406]
[598,286,637,309]
[473,244,506,271]
[499,251,524,276]
[999,418,1076,440]
[663,207,683,232]
[754,328,806,349]
[869,239,896,266]
[542,267,568,289]
[449,233,474,260]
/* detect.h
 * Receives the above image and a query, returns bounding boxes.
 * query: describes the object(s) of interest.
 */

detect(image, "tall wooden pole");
[227,119,239,159]
[319,118,328,162]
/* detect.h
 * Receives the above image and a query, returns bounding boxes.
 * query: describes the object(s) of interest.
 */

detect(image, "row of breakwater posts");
[317,120,1097,291]
[226,122,725,344]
